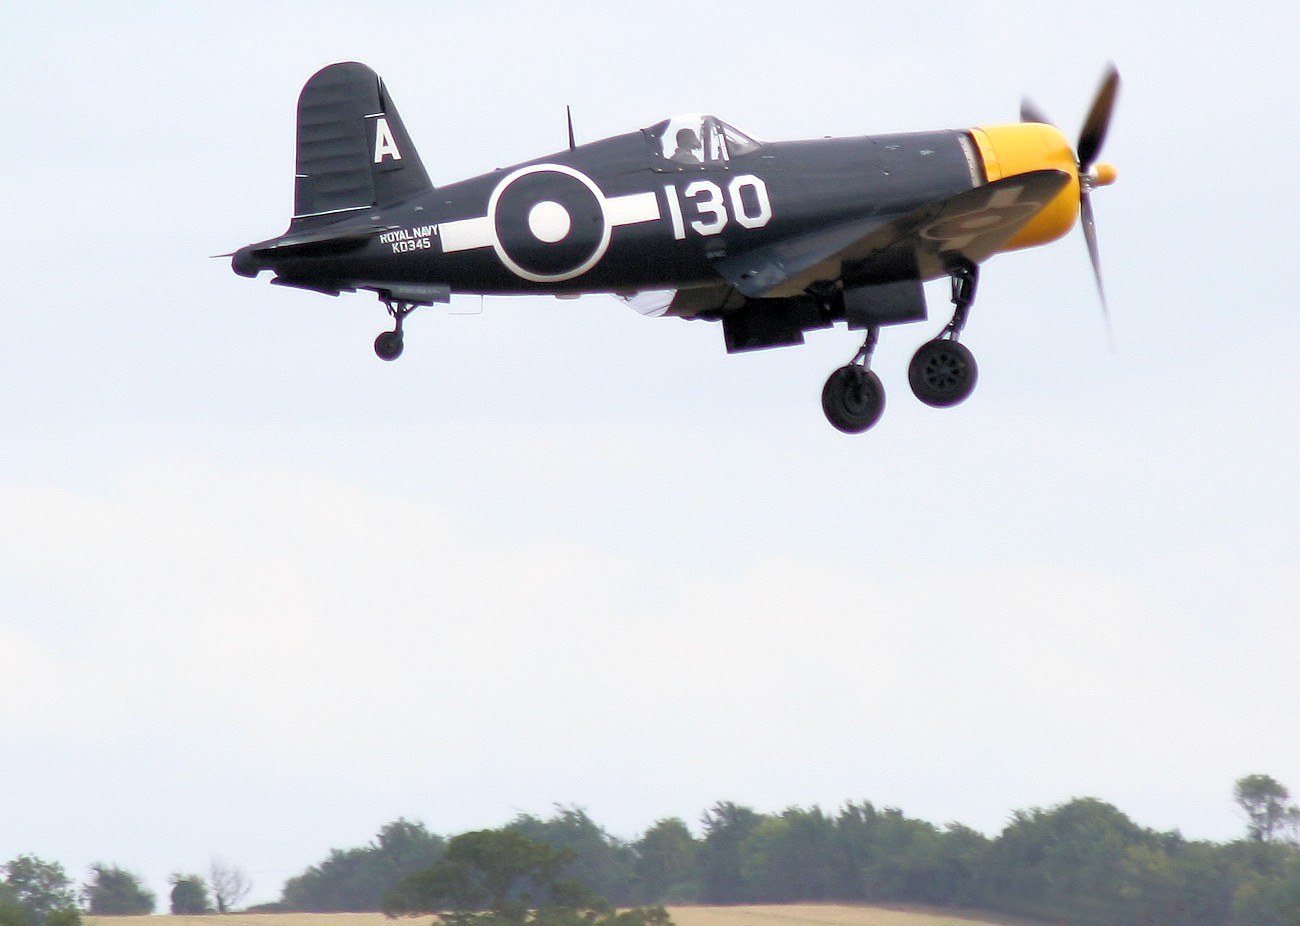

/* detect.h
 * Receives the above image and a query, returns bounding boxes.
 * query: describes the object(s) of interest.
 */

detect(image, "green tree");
[36,913,77,926]
[1154,837,1238,926]
[1235,774,1300,844]
[739,807,838,902]
[0,883,26,926]
[282,819,446,912]
[1170,839,1238,926]
[830,801,881,901]
[1,857,79,926]
[982,797,1154,926]
[507,808,637,905]
[1106,834,1246,926]
[923,823,989,907]
[856,808,946,904]
[385,829,669,926]
[1231,851,1300,926]
[169,874,213,915]
[697,802,763,904]
[386,829,575,923]
[632,819,698,904]
[83,865,155,915]
[829,801,972,905]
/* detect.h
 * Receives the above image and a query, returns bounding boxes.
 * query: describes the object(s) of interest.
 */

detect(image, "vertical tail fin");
[291,62,432,229]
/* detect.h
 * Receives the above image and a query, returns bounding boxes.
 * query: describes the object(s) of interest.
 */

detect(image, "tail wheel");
[374,330,404,361]
[908,339,978,407]
[822,366,885,433]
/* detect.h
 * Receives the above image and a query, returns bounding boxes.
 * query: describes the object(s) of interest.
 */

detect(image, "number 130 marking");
[664,174,773,240]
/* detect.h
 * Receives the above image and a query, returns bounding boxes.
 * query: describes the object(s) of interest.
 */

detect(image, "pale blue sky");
[2,0,1297,906]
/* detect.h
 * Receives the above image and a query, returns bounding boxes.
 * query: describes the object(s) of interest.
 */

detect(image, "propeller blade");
[1077,64,1120,171]
[1080,190,1113,345]
[1020,97,1053,126]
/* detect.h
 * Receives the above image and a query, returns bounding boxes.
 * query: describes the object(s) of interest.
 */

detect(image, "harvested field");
[86,904,1046,926]
[670,906,1042,926]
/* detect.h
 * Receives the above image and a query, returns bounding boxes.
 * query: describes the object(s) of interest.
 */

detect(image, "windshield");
[650,114,762,164]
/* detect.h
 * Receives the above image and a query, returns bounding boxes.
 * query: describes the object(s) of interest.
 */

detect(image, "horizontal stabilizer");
[258,224,390,252]
[231,224,389,276]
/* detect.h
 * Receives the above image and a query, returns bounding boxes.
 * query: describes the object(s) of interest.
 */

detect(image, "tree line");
[5,774,1300,926]
[0,858,249,925]
[279,775,1300,926]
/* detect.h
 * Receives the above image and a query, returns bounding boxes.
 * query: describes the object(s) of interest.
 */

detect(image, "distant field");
[85,904,1045,926]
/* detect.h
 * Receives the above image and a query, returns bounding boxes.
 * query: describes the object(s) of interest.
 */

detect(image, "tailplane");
[290,62,432,229]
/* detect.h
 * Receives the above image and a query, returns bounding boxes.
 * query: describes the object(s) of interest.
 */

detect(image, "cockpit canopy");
[648,114,763,164]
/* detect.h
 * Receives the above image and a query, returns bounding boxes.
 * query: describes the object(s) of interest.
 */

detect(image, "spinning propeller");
[1022,65,1121,335]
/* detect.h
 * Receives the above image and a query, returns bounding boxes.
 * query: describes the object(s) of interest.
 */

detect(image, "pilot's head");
[676,128,701,152]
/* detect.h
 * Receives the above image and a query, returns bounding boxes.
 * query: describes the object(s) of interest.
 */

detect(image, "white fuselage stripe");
[605,191,661,227]
[438,215,495,253]
[438,189,659,257]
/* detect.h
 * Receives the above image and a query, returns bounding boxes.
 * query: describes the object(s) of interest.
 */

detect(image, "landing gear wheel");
[822,365,885,433]
[374,330,404,361]
[375,294,422,361]
[908,339,978,407]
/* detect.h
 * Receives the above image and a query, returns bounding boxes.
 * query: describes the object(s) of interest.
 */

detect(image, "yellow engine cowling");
[967,122,1080,252]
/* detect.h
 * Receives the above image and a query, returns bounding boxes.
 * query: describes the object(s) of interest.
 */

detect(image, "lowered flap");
[666,284,747,318]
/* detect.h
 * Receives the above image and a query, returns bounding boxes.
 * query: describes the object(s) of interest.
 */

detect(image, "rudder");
[291,62,432,229]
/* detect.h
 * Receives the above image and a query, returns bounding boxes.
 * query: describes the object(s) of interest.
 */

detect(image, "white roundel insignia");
[435,164,662,284]
[488,164,611,283]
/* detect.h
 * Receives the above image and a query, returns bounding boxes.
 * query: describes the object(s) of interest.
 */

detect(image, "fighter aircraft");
[231,62,1119,432]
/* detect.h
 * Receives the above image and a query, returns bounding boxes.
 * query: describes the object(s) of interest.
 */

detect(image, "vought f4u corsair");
[232,62,1119,432]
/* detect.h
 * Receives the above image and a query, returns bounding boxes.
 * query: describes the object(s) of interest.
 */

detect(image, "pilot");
[672,127,702,163]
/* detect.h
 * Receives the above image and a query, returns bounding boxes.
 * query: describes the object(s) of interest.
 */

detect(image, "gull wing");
[715,169,1072,298]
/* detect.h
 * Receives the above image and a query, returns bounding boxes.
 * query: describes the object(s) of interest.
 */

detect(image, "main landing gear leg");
[908,261,980,408]
[822,325,886,434]
[374,297,418,361]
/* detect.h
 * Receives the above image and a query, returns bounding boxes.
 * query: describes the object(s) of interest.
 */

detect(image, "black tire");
[821,365,886,433]
[908,339,978,407]
[374,330,404,361]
